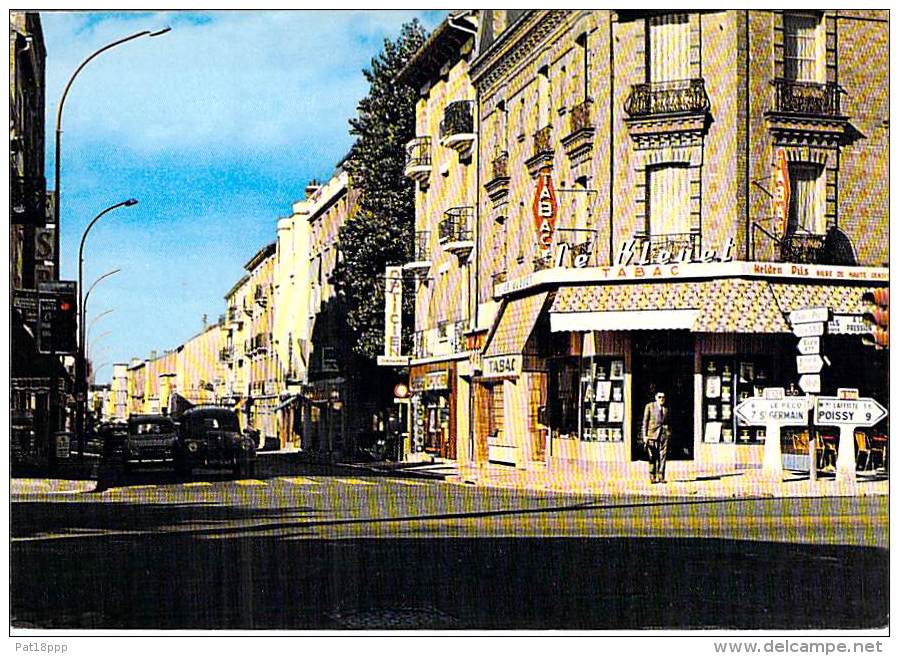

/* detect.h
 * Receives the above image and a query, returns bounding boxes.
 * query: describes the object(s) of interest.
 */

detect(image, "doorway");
[632,332,695,461]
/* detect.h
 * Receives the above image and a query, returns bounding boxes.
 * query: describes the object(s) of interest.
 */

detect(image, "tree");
[332,20,427,360]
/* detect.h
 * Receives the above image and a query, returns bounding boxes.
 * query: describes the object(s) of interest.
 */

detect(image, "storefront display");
[702,356,770,444]
[580,356,625,442]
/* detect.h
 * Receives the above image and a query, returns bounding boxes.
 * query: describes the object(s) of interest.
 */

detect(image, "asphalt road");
[10,459,889,630]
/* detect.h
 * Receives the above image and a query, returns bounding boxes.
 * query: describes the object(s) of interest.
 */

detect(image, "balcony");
[780,233,827,265]
[525,124,554,176]
[484,150,510,205]
[771,79,842,118]
[11,175,47,225]
[404,136,432,183]
[438,207,474,258]
[219,347,233,363]
[625,78,710,118]
[403,230,431,276]
[561,99,595,165]
[634,231,701,263]
[439,100,476,154]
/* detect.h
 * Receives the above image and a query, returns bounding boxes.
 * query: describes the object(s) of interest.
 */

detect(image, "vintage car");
[123,415,178,471]
[174,406,256,477]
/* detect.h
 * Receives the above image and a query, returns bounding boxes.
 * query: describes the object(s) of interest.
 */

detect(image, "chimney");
[305,179,322,199]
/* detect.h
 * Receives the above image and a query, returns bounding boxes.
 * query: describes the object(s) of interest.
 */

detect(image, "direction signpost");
[814,394,888,484]
[735,389,810,480]
[789,307,830,481]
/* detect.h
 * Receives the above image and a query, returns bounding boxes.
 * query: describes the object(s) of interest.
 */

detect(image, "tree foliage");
[332,20,427,360]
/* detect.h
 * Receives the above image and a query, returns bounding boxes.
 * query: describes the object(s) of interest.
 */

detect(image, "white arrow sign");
[735,397,809,426]
[815,397,888,427]
[792,322,825,338]
[796,336,820,355]
[798,374,821,394]
[796,354,826,374]
[789,307,830,324]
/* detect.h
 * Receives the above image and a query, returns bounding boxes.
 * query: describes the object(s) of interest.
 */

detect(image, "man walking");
[642,391,671,484]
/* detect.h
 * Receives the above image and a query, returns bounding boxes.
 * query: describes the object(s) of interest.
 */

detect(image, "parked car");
[174,406,256,477]
[123,415,178,472]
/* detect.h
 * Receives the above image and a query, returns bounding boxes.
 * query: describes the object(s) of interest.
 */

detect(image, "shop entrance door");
[632,332,695,461]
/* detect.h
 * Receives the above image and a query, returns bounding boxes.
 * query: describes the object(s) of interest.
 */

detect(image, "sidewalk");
[447,463,889,499]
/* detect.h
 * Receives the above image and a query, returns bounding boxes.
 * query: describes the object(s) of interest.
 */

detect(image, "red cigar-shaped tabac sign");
[533,168,557,254]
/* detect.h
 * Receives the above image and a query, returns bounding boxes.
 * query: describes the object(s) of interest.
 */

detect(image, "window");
[788,163,825,235]
[783,13,824,82]
[576,32,589,103]
[537,65,551,128]
[647,14,690,83]
[647,163,691,235]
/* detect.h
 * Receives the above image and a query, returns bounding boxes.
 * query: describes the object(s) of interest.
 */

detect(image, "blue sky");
[42,10,445,383]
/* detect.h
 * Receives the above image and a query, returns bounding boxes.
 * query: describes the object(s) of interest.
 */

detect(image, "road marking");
[182,482,213,487]
[336,478,376,486]
[234,479,266,487]
[126,485,157,491]
[393,478,431,487]
[281,477,319,485]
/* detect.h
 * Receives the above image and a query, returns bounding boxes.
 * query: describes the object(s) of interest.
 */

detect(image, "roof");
[244,241,277,272]
[225,273,251,300]
[396,14,477,89]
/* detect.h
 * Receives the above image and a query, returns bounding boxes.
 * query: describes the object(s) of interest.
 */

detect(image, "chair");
[855,432,873,471]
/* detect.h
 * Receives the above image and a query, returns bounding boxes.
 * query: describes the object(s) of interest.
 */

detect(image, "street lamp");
[53,27,170,269]
[76,256,126,457]
[86,308,115,342]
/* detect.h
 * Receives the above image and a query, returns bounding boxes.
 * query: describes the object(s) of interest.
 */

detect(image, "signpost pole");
[761,421,782,480]
[807,394,817,483]
[835,425,857,485]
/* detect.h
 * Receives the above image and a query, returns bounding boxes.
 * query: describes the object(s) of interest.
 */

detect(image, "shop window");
[579,356,625,442]
[488,383,505,439]
[788,163,826,235]
[647,163,691,235]
[783,13,824,83]
[702,357,770,444]
[647,14,690,83]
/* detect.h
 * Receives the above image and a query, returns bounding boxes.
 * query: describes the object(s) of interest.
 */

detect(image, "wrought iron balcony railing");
[411,230,431,263]
[439,100,475,140]
[635,231,701,262]
[439,207,474,244]
[533,124,553,156]
[780,232,827,264]
[404,136,432,169]
[771,78,842,117]
[624,78,710,118]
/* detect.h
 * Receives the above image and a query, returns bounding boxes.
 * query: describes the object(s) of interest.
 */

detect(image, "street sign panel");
[828,314,869,336]
[815,397,887,427]
[796,354,825,374]
[735,397,809,426]
[789,307,830,324]
[796,336,820,355]
[798,374,820,394]
[792,322,825,338]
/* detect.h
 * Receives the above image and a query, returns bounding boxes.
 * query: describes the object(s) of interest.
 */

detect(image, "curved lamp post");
[53,27,170,264]
[86,308,115,342]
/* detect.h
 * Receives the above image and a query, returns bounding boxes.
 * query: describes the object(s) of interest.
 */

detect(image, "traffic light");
[861,288,888,349]
[37,286,78,354]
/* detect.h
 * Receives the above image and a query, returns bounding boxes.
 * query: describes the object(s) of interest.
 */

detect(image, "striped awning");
[483,292,549,357]
[550,280,790,334]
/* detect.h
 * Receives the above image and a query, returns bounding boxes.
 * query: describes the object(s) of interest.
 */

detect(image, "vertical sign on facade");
[772,149,790,239]
[532,168,557,256]
[379,266,405,366]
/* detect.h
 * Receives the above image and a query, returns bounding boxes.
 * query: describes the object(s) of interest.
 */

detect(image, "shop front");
[409,363,456,459]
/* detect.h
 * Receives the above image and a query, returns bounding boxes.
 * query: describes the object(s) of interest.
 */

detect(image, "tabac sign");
[532,169,557,255]
[772,149,790,239]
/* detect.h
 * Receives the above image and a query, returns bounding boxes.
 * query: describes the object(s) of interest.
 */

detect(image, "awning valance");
[483,292,549,358]
[551,309,698,332]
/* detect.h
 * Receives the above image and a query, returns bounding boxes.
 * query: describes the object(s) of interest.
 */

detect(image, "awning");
[483,292,549,357]
[550,280,791,334]
[552,309,699,332]
[481,292,548,379]
[770,283,882,315]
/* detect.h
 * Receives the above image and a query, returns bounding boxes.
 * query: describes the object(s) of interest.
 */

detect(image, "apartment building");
[448,9,889,477]
[398,12,479,462]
